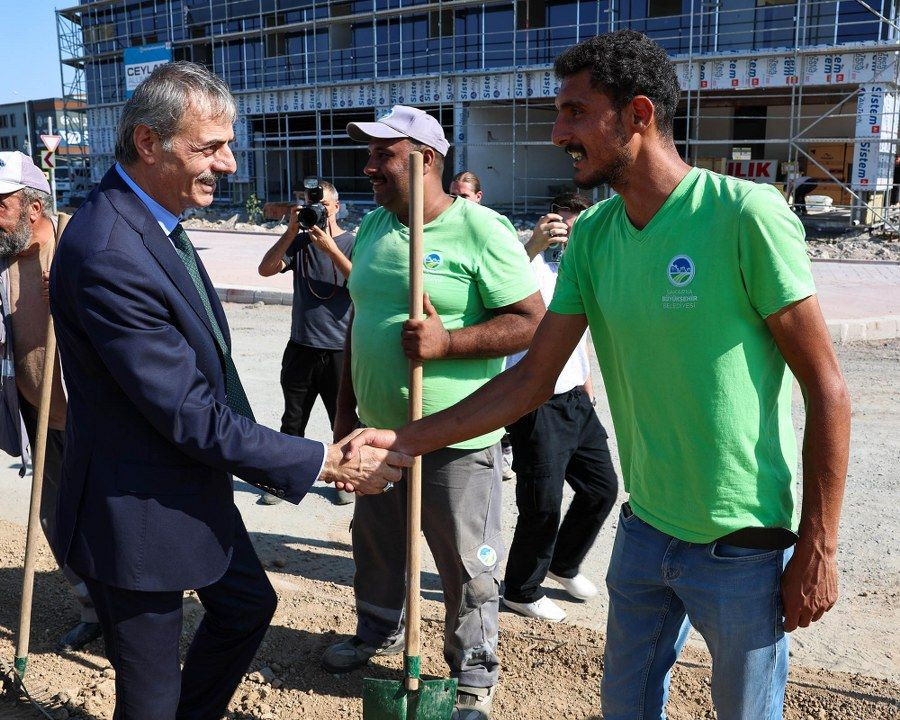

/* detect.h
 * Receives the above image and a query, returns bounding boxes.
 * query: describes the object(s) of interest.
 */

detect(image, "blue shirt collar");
[115,163,180,237]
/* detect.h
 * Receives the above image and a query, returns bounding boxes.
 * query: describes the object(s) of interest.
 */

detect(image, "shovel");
[362,152,457,718]
[14,212,69,679]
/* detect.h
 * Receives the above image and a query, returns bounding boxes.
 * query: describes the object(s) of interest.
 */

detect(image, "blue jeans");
[602,506,791,720]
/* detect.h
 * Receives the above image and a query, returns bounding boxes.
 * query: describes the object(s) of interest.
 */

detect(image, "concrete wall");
[463,104,575,209]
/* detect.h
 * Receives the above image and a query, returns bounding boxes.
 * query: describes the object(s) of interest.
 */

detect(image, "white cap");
[0,151,51,195]
[347,105,451,156]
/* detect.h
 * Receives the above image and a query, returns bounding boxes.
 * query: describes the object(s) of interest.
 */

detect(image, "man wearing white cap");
[323,106,543,719]
[0,151,102,652]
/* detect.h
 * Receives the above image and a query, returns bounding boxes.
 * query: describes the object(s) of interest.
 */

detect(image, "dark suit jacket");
[49,167,324,592]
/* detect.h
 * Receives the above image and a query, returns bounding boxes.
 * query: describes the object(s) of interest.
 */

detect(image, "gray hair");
[115,61,236,165]
[19,187,54,219]
[319,180,338,202]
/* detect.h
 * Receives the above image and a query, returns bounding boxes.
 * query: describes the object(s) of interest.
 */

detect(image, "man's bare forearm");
[397,357,554,456]
[445,292,544,358]
[258,229,296,276]
[334,314,358,439]
[798,378,851,552]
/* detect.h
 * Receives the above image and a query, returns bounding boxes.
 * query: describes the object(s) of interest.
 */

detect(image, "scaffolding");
[57,0,900,223]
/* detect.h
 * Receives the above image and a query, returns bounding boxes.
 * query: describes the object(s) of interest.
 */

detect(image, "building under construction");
[56,0,900,219]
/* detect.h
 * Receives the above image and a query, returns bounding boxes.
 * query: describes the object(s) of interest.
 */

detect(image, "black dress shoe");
[57,621,102,652]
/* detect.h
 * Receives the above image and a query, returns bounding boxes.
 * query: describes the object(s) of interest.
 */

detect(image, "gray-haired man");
[0,151,101,652]
[50,62,410,719]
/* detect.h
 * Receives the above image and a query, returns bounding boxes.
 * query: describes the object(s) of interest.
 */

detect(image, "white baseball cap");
[0,151,51,195]
[347,106,451,156]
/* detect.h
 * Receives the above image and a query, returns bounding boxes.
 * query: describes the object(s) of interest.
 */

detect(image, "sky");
[0,0,70,105]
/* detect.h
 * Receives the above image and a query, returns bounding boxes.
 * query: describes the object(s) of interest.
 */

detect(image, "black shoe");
[57,621,102,652]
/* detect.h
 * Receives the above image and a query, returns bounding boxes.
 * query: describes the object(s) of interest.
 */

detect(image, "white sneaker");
[547,571,598,600]
[502,596,567,622]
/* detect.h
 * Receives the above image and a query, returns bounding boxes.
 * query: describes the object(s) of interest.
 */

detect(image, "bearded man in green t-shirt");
[347,35,851,720]
[321,106,543,720]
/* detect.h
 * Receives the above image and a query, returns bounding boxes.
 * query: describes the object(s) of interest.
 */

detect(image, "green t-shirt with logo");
[550,167,816,543]
[349,197,538,450]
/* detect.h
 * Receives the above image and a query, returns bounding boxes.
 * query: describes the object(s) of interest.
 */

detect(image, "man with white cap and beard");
[0,150,102,652]
[323,106,543,720]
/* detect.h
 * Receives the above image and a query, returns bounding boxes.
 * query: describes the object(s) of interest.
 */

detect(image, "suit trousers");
[20,396,97,623]
[352,444,503,689]
[84,510,277,720]
[279,340,343,436]
[503,386,618,604]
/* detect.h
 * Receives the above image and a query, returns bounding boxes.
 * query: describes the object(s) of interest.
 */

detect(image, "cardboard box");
[807,144,850,181]
[807,183,851,207]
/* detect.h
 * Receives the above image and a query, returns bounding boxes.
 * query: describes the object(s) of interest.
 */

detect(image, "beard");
[575,146,631,189]
[572,120,633,190]
[0,206,32,258]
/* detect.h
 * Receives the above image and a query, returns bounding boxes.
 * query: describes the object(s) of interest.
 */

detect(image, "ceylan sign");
[124,43,172,98]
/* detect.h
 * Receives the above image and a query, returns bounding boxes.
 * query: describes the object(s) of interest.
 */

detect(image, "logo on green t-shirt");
[667,254,696,286]
[424,252,443,269]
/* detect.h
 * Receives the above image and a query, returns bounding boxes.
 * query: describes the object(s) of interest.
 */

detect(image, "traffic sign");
[41,134,62,152]
[41,151,55,170]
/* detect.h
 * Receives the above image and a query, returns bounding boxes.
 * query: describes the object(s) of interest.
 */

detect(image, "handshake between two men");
[320,429,413,495]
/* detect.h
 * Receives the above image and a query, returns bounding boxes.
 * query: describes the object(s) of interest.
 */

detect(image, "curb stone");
[215,284,293,306]
[826,315,900,344]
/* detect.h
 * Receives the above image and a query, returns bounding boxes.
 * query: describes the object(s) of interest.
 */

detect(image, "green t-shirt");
[349,197,538,450]
[550,167,816,543]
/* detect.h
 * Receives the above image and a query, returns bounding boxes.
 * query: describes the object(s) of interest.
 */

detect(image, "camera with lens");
[297,178,328,231]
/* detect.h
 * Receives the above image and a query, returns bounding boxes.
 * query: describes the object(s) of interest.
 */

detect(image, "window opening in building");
[331,2,353,51]
[647,0,683,18]
[733,106,767,160]
[516,0,546,30]
[429,8,454,38]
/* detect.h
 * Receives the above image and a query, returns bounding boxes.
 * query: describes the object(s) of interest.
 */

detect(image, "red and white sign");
[40,134,62,152]
[725,160,777,183]
[41,150,55,169]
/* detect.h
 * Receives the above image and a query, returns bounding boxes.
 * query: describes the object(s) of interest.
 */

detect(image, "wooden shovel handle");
[405,152,425,691]
[15,212,69,675]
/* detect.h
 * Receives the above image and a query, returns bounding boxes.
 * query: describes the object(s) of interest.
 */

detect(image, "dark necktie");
[169,224,256,421]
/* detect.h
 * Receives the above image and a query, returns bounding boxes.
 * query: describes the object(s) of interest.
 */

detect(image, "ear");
[475,191,484,202]
[420,146,438,175]
[132,124,160,165]
[26,197,43,224]
[628,96,656,133]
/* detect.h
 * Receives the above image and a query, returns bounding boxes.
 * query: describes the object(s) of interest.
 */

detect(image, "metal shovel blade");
[362,677,457,720]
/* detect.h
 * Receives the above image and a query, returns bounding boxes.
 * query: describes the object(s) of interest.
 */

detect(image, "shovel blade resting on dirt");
[362,677,457,719]
[361,153,456,719]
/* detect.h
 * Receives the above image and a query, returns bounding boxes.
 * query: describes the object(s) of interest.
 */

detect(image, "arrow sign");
[40,134,62,153]
[41,151,55,170]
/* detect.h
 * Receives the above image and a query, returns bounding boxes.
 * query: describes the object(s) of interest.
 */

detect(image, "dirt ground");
[1,338,898,720]
[0,522,898,720]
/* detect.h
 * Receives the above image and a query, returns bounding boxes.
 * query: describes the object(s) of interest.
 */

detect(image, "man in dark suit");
[49,61,409,720]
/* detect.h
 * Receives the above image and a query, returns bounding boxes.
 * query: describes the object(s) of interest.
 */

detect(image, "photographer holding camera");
[258,179,354,504]
[501,191,619,623]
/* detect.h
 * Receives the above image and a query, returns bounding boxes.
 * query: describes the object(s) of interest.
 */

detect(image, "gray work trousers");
[20,397,97,624]
[352,443,503,689]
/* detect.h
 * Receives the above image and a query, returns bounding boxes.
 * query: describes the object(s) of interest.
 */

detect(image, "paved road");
[188,228,900,332]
